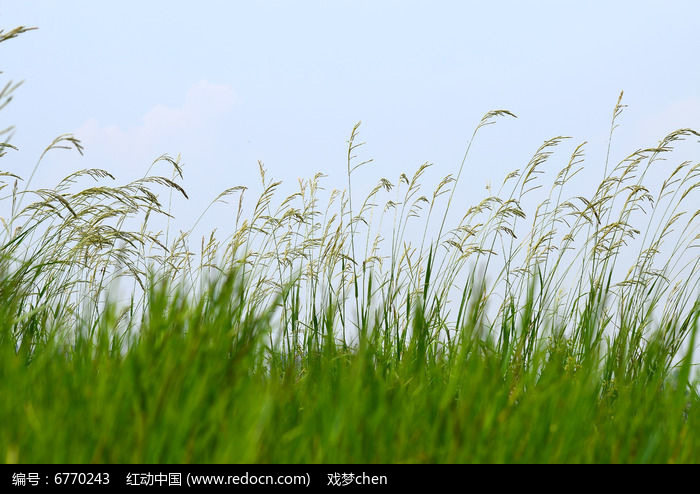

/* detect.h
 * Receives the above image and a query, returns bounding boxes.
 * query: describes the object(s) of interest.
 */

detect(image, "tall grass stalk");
[0,26,698,463]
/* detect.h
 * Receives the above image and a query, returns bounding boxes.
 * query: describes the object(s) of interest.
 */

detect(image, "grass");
[1,25,699,463]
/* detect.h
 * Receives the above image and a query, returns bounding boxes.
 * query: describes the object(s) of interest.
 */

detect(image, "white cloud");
[74,80,237,173]
[637,97,700,144]
[54,80,239,232]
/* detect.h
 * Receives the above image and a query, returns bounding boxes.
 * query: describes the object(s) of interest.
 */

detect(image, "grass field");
[1,26,698,463]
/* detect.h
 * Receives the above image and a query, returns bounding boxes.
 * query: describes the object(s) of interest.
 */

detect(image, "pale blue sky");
[2,1,699,233]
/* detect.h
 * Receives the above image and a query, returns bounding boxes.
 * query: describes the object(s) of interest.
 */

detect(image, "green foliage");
[0,26,698,463]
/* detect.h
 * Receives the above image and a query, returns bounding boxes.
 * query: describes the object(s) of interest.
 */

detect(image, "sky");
[1,1,699,236]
